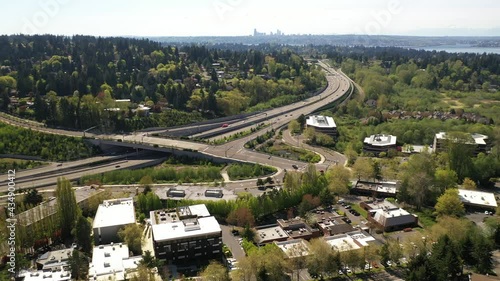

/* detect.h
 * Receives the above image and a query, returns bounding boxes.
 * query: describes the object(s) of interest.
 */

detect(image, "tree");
[241,225,255,242]
[69,250,88,281]
[435,189,465,218]
[140,250,163,269]
[130,264,156,281]
[227,207,255,227]
[200,261,230,281]
[118,224,143,255]
[73,215,92,254]
[307,238,340,279]
[140,175,153,194]
[445,132,476,181]
[430,235,462,280]
[23,188,43,206]
[352,158,374,180]
[461,178,477,190]
[256,178,265,187]
[298,194,320,216]
[288,119,301,135]
[326,165,351,199]
[434,169,458,193]
[406,252,435,281]
[472,233,494,274]
[56,177,79,240]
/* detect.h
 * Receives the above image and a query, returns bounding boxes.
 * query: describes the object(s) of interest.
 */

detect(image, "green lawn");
[411,209,436,228]
[350,204,368,218]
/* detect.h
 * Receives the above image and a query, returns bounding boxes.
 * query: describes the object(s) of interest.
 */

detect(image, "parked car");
[341,217,351,224]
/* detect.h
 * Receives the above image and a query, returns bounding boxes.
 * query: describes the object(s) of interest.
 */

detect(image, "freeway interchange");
[0,62,353,193]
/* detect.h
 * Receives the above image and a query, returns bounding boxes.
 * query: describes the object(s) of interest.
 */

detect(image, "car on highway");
[221,123,229,128]
[115,165,121,168]
[292,164,299,169]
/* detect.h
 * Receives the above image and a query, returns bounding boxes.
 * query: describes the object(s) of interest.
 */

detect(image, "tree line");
[0,122,98,161]
[0,35,325,132]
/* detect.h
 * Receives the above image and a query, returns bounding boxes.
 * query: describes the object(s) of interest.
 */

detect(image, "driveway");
[221,225,246,260]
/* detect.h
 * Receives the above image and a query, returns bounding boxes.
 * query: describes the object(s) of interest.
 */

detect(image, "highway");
[0,152,167,191]
[0,62,352,190]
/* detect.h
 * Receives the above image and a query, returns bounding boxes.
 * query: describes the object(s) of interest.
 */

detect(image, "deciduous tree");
[118,224,143,255]
[435,189,465,218]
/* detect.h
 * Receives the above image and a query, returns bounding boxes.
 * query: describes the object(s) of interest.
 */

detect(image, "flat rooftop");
[37,248,73,269]
[89,243,142,281]
[306,115,337,128]
[364,134,397,146]
[365,199,398,210]
[372,208,415,227]
[152,216,221,243]
[347,230,376,246]
[93,198,136,229]
[325,234,361,252]
[255,225,289,244]
[355,181,398,194]
[459,189,498,208]
[275,239,310,258]
[150,204,212,225]
[435,132,488,145]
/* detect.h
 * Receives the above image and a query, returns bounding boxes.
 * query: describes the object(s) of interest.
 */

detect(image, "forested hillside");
[0,35,325,132]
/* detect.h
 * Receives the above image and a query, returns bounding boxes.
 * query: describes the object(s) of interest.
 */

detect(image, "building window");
[179,243,188,251]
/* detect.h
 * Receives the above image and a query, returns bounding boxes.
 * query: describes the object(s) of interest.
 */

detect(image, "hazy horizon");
[3,0,500,37]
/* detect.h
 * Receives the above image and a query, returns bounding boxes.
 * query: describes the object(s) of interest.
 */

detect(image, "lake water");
[421,45,500,54]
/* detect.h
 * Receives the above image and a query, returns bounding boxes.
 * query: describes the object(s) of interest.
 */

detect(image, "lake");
[421,45,500,54]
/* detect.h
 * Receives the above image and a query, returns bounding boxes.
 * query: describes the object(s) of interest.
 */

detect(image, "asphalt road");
[0,62,351,190]
[281,129,347,168]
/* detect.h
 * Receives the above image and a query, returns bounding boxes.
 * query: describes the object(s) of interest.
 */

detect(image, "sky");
[2,0,500,37]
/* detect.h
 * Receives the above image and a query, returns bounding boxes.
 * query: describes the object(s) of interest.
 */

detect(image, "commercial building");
[93,198,136,245]
[275,239,310,259]
[324,230,376,252]
[458,189,498,211]
[88,243,143,281]
[433,132,490,156]
[255,225,289,245]
[150,204,222,263]
[305,115,338,137]
[277,218,321,240]
[351,181,398,198]
[363,134,397,155]
[313,210,355,236]
[35,248,73,270]
[361,200,418,232]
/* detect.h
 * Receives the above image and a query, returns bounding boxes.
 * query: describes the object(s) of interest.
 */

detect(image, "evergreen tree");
[56,177,78,240]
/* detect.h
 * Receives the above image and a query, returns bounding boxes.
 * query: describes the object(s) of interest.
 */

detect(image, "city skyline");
[2,0,500,37]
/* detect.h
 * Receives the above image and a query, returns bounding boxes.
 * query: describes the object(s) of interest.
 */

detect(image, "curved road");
[0,63,352,188]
